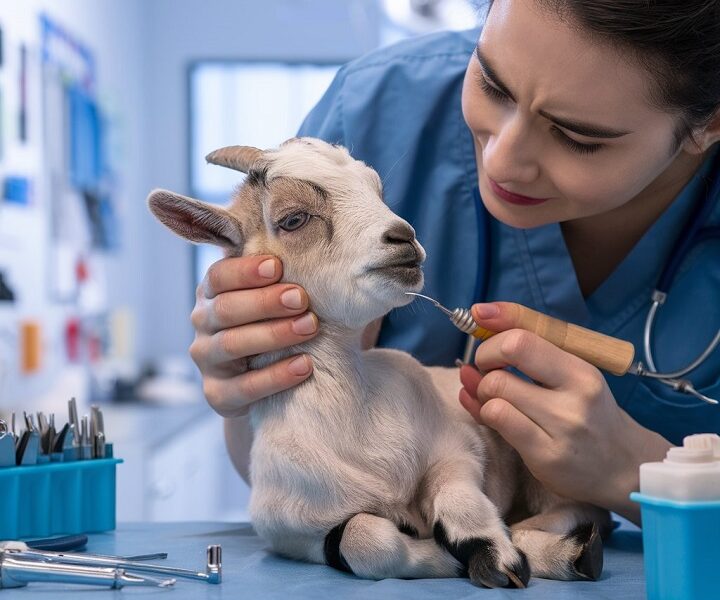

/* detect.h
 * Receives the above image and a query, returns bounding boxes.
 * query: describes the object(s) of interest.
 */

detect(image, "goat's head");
[147,137,425,329]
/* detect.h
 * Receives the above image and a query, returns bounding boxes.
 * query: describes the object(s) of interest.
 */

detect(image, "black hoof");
[568,522,603,580]
[468,548,530,589]
[434,522,530,589]
[504,550,531,588]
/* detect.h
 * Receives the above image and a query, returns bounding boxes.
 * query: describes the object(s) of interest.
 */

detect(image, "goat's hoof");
[467,545,530,589]
[433,523,530,589]
[569,522,603,581]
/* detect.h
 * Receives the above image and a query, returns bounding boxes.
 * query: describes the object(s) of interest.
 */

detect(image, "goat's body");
[249,338,460,541]
[247,330,610,584]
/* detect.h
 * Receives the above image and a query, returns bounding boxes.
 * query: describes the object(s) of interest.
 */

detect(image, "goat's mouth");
[366,259,423,288]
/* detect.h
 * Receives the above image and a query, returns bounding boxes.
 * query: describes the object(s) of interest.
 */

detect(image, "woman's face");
[462,0,698,228]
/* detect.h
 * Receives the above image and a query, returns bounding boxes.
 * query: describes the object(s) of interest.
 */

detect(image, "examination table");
[2,520,646,598]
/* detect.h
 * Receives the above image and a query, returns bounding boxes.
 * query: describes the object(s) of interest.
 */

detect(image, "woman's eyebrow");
[475,45,631,139]
[538,110,630,138]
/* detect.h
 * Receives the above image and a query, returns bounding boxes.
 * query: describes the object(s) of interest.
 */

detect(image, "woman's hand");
[190,255,319,417]
[458,302,672,523]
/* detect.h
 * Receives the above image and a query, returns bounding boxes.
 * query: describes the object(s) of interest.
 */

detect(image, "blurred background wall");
[0,0,480,522]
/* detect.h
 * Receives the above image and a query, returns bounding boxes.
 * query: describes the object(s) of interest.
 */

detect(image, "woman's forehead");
[481,0,662,123]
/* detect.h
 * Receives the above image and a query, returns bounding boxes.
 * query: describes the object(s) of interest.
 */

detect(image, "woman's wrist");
[601,411,673,525]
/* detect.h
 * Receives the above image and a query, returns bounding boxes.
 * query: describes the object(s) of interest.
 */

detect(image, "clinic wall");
[0,0,147,407]
[140,0,383,362]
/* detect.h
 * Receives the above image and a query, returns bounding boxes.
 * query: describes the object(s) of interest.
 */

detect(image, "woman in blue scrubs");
[189,0,720,525]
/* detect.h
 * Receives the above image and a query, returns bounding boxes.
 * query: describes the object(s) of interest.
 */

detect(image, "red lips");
[488,177,550,206]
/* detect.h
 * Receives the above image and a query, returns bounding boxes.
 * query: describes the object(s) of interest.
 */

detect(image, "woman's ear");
[147,189,244,252]
[683,110,720,154]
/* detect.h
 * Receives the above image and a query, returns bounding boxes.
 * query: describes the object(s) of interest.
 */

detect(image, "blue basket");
[631,492,720,600]
[0,458,122,539]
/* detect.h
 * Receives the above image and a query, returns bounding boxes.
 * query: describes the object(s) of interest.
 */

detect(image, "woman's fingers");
[477,398,551,452]
[203,354,314,417]
[459,364,483,394]
[460,361,555,428]
[195,284,310,333]
[473,327,584,390]
[200,255,282,299]
[460,378,551,452]
[475,368,558,428]
[459,387,484,422]
[191,313,319,367]
[190,255,320,416]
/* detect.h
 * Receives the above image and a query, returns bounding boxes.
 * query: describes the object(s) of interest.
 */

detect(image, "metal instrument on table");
[0,541,222,589]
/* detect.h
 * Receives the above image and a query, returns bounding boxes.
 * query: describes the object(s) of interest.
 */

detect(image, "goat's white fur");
[148,137,610,587]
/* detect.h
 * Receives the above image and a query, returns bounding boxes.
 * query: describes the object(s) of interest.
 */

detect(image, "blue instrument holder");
[0,458,122,540]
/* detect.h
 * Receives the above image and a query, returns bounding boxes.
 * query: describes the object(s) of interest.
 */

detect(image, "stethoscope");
[630,158,720,405]
[464,154,720,405]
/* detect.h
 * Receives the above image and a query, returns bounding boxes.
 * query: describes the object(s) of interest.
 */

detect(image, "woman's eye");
[475,72,509,104]
[278,212,311,232]
[550,126,603,156]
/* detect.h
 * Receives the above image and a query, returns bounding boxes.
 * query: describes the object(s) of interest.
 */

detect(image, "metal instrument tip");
[404,292,454,317]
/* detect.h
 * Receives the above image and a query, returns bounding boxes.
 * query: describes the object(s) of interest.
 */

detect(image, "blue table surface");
[4,521,646,599]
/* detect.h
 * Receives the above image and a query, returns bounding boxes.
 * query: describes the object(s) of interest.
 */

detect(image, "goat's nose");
[382,223,415,245]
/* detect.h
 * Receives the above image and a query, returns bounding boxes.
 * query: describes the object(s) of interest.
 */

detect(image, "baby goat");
[148,137,611,588]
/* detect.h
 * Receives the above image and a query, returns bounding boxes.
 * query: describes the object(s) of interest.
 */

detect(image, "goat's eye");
[278,212,311,232]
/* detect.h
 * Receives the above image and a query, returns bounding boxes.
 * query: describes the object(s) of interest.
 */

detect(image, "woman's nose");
[482,116,539,184]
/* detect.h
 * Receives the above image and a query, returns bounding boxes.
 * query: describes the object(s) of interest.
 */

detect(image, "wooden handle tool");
[490,303,635,376]
[405,294,636,376]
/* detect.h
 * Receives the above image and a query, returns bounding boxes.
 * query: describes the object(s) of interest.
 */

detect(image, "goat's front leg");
[510,502,612,581]
[420,456,531,588]
[324,513,462,579]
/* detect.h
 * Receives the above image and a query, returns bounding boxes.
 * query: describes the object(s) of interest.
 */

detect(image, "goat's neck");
[296,322,367,393]
[249,322,369,422]
[305,320,362,359]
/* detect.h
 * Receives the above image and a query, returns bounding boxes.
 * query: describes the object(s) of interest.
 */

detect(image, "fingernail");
[281,288,303,310]
[288,355,311,376]
[258,259,276,279]
[474,303,499,319]
[292,313,317,335]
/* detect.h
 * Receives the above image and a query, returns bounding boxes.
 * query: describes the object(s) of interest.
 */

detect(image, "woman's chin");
[481,193,559,230]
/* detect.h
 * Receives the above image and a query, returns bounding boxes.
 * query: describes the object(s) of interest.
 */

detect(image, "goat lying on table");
[148,137,611,588]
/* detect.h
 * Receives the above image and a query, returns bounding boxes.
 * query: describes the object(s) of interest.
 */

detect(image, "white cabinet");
[109,403,250,523]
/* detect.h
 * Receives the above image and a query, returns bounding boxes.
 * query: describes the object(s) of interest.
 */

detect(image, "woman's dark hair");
[489,1,720,149]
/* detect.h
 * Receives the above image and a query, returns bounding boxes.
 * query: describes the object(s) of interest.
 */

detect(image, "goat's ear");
[205,145,265,173]
[147,189,244,250]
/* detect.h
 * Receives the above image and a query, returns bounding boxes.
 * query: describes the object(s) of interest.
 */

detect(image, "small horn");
[205,145,264,173]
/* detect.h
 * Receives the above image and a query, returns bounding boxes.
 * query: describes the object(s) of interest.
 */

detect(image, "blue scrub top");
[297,29,720,445]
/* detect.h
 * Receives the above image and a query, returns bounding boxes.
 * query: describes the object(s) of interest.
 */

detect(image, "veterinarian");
[189,0,720,526]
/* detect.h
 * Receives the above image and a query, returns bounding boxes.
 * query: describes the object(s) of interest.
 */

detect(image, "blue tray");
[0,458,122,539]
